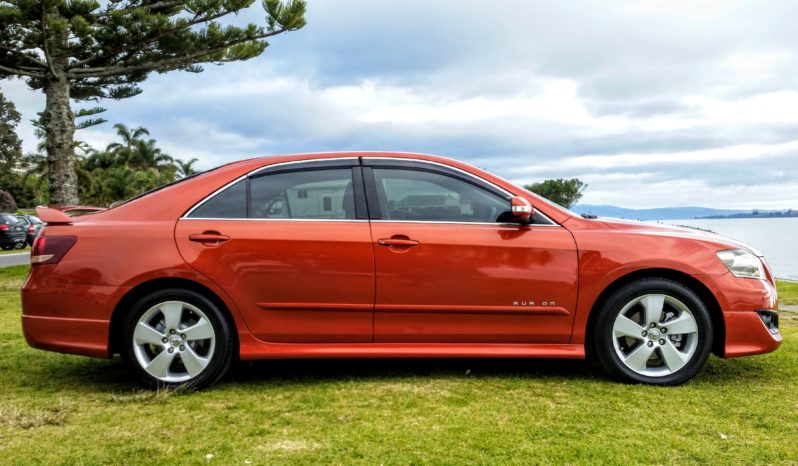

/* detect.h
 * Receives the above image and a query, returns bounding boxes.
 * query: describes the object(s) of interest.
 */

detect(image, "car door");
[362,158,579,343]
[175,159,375,343]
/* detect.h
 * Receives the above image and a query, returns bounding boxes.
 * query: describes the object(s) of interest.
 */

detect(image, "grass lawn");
[1,265,797,464]
[778,280,798,306]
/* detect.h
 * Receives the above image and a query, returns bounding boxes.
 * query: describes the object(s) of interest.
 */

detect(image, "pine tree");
[0,0,306,205]
[0,93,28,206]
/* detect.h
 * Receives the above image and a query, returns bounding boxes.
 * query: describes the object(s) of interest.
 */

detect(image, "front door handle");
[189,232,230,244]
[377,237,419,247]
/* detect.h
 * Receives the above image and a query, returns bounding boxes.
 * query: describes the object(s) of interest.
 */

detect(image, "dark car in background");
[16,214,43,246]
[0,214,27,250]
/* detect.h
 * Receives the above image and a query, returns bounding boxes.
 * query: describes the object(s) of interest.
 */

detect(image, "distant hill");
[571,205,751,220]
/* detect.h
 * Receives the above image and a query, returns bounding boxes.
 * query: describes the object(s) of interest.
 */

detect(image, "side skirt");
[238,332,585,360]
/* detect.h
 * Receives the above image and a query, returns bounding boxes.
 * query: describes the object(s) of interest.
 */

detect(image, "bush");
[0,190,17,212]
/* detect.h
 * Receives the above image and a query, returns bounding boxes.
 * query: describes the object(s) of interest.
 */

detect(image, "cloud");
[1,0,798,208]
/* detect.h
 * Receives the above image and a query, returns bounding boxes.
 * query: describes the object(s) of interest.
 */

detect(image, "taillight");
[31,236,76,265]
[0,224,8,231]
[27,224,35,233]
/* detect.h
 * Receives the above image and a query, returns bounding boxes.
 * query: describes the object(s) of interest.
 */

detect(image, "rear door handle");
[189,232,230,244]
[378,238,419,247]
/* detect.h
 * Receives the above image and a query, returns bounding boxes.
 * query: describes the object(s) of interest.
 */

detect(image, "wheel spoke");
[134,322,165,346]
[614,315,645,339]
[180,346,209,377]
[641,295,665,325]
[183,317,214,341]
[160,302,183,331]
[659,340,689,372]
[662,312,698,335]
[146,349,176,379]
[623,343,656,373]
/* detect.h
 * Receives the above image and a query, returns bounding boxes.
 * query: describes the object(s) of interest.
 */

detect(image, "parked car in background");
[16,215,43,246]
[22,152,782,389]
[0,214,27,250]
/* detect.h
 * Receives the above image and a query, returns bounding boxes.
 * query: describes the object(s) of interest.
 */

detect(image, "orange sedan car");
[21,152,781,388]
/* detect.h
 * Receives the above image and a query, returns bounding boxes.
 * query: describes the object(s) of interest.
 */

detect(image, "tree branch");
[67,7,236,70]
[0,63,45,78]
[94,0,183,18]
[0,44,47,68]
[69,28,290,78]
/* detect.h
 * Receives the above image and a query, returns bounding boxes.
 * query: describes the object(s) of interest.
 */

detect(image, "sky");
[3,0,798,209]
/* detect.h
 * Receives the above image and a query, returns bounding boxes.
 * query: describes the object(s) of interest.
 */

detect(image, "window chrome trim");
[362,157,556,226]
[249,157,359,177]
[370,220,561,227]
[362,157,513,197]
[181,155,557,226]
[182,157,359,219]
[181,217,369,222]
[182,174,249,219]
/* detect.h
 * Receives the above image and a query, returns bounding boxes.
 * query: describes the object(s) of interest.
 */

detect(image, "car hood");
[593,217,764,256]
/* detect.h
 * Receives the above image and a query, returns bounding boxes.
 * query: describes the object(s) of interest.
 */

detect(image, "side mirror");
[510,196,534,223]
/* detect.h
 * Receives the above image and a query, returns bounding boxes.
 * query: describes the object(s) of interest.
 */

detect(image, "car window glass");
[250,169,356,220]
[188,180,247,218]
[372,169,509,223]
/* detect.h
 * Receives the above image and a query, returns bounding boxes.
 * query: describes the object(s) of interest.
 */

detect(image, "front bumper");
[698,272,782,358]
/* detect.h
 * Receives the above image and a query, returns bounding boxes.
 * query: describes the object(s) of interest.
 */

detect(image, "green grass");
[777,280,798,306]
[2,265,798,464]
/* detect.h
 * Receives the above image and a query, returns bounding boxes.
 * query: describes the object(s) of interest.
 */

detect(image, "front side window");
[250,169,356,220]
[372,169,510,223]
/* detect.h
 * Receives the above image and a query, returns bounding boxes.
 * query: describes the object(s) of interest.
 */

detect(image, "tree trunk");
[43,62,79,206]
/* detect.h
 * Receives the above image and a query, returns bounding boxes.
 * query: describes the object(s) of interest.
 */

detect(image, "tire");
[14,242,25,249]
[120,288,235,390]
[0,244,12,250]
[589,278,713,386]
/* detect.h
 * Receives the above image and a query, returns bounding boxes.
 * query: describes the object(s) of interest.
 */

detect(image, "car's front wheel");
[590,278,713,385]
[120,288,234,389]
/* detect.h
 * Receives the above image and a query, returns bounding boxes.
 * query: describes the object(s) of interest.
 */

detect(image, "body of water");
[657,217,798,281]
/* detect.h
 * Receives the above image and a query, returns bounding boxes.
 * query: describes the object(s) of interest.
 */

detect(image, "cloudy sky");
[3,0,798,208]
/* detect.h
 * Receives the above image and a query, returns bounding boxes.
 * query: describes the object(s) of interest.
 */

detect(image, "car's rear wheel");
[590,278,713,385]
[1,244,12,250]
[120,288,234,389]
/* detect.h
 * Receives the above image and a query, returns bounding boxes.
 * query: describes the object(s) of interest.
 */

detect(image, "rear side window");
[188,180,247,218]
[187,169,357,220]
[250,169,355,220]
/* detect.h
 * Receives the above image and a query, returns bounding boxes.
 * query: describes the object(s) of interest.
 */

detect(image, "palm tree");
[175,158,199,178]
[105,123,150,167]
[132,138,174,172]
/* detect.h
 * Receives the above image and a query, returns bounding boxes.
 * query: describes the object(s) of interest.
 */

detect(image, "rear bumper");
[22,315,110,358]
[21,268,122,359]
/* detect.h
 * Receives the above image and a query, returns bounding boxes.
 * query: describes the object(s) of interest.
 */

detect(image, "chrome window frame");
[180,156,559,227]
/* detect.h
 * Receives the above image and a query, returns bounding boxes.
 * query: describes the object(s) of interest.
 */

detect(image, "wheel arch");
[108,277,239,357]
[585,268,725,357]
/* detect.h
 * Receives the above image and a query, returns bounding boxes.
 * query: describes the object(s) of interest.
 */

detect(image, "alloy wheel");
[611,293,699,377]
[132,300,216,383]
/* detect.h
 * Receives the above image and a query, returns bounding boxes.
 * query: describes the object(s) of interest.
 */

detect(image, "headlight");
[716,249,765,279]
